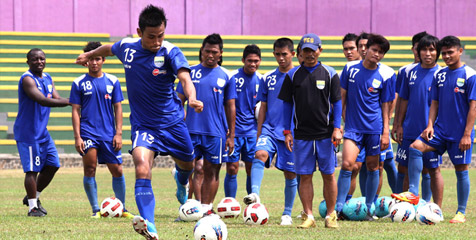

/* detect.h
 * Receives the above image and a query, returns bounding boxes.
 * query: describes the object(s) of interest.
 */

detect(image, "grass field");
[0,167,475,239]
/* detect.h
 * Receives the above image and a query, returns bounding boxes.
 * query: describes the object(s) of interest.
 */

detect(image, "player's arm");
[256,101,267,138]
[393,97,408,144]
[277,75,294,152]
[225,99,236,155]
[177,69,203,113]
[76,45,114,67]
[22,76,69,107]
[113,102,123,151]
[177,92,187,119]
[330,74,343,145]
[421,100,439,141]
[460,100,476,151]
[341,88,347,122]
[71,103,84,155]
[381,101,391,150]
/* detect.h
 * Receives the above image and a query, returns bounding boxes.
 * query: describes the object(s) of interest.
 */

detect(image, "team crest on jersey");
[106,85,113,94]
[47,84,53,93]
[371,79,381,88]
[457,78,465,87]
[154,56,164,68]
[316,80,325,90]
[217,78,226,87]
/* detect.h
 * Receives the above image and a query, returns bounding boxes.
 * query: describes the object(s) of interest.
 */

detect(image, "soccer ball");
[416,203,444,225]
[374,196,393,217]
[413,199,427,214]
[390,202,415,223]
[179,199,203,221]
[318,200,327,218]
[342,197,375,221]
[217,197,241,219]
[243,203,269,225]
[100,197,123,218]
[194,215,227,240]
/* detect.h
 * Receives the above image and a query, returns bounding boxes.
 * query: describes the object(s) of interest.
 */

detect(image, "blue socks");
[421,173,432,202]
[83,176,99,212]
[246,175,251,194]
[135,179,155,224]
[283,178,297,216]
[250,159,265,195]
[384,158,398,193]
[112,175,126,209]
[408,147,423,195]
[365,170,379,211]
[345,194,352,201]
[456,170,470,214]
[224,173,238,198]
[336,170,352,212]
[359,163,367,196]
[395,172,405,193]
[175,164,193,186]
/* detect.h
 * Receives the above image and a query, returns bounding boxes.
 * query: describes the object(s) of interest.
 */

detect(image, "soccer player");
[392,31,435,201]
[279,34,342,228]
[177,33,236,214]
[342,33,361,61]
[243,38,297,226]
[392,35,444,206]
[356,32,369,58]
[15,48,70,217]
[402,36,476,223]
[337,34,395,221]
[223,44,261,198]
[76,5,203,240]
[70,41,133,219]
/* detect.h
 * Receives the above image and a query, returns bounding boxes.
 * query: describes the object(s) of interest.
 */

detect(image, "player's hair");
[366,34,390,54]
[138,5,167,32]
[201,33,223,66]
[356,32,369,46]
[342,33,358,45]
[26,48,44,60]
[438,35,461,50]
[273,37,294,52]
[417,35,440,63]
[243,44,261,59]
[412,31,428,47]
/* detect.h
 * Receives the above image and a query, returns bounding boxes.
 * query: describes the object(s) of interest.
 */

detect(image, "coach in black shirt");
[278,33,342,229]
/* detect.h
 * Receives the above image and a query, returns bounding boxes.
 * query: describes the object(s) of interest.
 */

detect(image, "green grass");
[0,167,475,239]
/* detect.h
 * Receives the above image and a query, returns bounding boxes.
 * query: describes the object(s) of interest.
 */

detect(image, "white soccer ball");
[179,199,203,221]
[390,202,415,223]
[194,215,228,240]
[416,203,444,225]
[100,197,123,218]
[217,197,241,219]
[243,203,269,225]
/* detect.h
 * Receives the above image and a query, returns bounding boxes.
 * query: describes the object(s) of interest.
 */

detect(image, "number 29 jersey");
[111,38,189,130]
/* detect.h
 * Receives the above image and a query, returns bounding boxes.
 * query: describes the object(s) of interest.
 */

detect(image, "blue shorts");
[380,134,394,161]
[396,139,442,168]
[417,133,472,166]
[225,136,256,163]
[344,132,381,156]
[356,149,366,163]
[190,134,228,164]
[293,138,336,175]
[255,134,294,172]
[17,136,60,173]
[131,121,194,162]
[82,138,122,165]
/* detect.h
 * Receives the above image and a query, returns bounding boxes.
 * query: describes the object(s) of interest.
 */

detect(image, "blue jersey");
[431,65,476,141]
[340,60,396,134]
[396,63,417,94]
[177,64,236,137]
[258,68,289,141]
[14,71,53,143]
[111,38,189,130]
[231,68,260,137]
[399,64,441,140]
[69,73,124,140]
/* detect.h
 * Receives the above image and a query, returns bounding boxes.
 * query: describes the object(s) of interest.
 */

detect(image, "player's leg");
[316,138,338,228]
[245,135,275,204]
[191,158,203,201]
[375,159,384,203]
[395,140,410,193]
[297,174,315,228]
[132,146,156,222]
[364,154,379,220]
[244,136,257,195]
[424,152,444,206]
[200,159,221,213]
[449,141,472,223]
[224,137,242,198]
[82,147,100,216]
[244,161,252,194]
[421,167,432,202]
[281,170,297,225]
[336,138,359,214]
[383,157,398,193]
[347,152,363,200]
[359,160,367,196]
[407,139,437,197]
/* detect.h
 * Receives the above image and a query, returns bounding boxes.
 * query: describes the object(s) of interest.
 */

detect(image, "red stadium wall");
[1,0,475,37]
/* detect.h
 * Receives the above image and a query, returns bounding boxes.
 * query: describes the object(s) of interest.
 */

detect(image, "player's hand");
[75,53,90,67]
[380,133,389,151]
[459,134,472,151]
[284,133,293,152]
[75,137,85,155]
[391,125,398,142]
[421,127,434,142]
[331,128,342,146]
[394,125,403,145]
[226,135,235,156]
[113,134,122,151]
[189,99,204,113]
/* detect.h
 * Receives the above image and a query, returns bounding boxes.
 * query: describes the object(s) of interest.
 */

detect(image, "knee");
[341,160,354,171]
[254,150,268,162]
[226,163,239,175]
[284,171,296,180]
[194,160,204,175]
[110,165,123,178]
[83,165,96,177]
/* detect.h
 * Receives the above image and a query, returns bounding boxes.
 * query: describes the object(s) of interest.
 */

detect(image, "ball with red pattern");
[217,197,241,219]
[243,203,269,225]
[100,197,123,218]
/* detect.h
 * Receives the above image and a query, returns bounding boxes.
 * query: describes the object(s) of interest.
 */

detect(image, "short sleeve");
[467,75,476,101]
[340,65,349,90]
[399,72,410,100]
[111,41,123,63]
[395,68,405,94]
[111,80,124,104]
[224,75,237,100]
[69,81,81,105]
[380,74,396,103]
[257,75,268,102]
[431,74,439,101]
[168,47,190,75]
